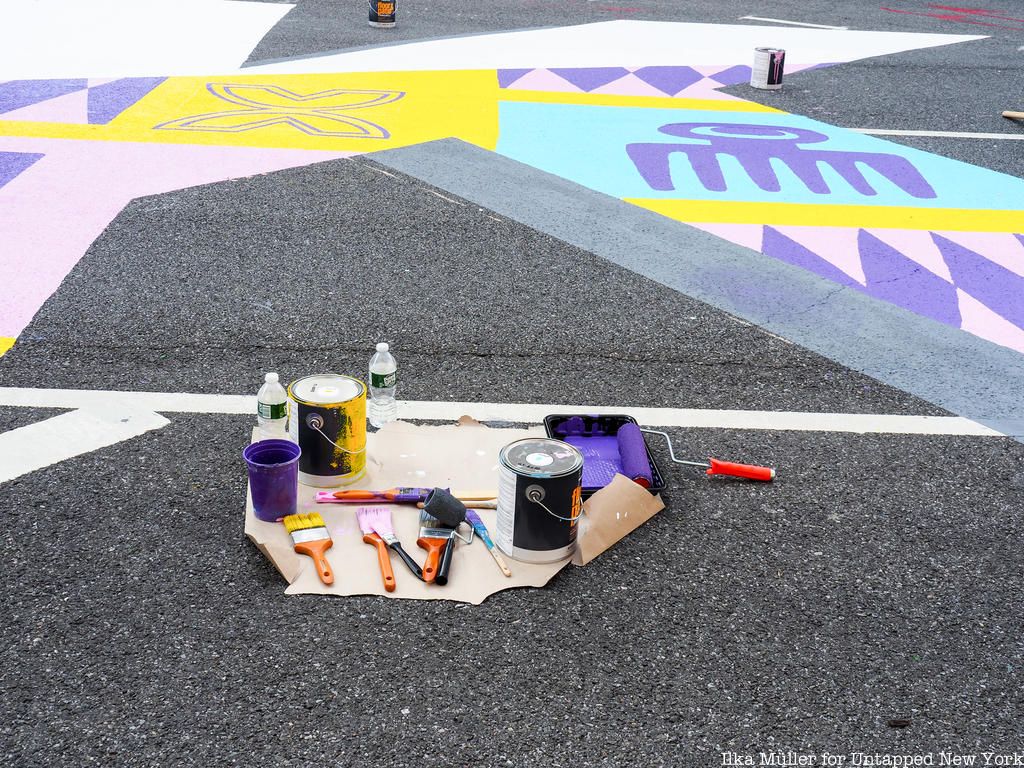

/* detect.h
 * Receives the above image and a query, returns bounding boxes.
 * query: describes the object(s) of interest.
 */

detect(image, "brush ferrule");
[290,527,331,544]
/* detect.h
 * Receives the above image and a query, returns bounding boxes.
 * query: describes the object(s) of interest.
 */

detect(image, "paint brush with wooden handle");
[282,512,334,585]
[466,510,512,577]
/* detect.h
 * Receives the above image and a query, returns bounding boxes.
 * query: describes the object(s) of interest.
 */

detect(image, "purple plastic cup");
[243,439,301,522]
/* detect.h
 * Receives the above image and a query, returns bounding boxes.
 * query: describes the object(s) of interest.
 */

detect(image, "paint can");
[495,438,584,563]
[287,374,367,487]
[750,47,785,90]
[369,0,396,27]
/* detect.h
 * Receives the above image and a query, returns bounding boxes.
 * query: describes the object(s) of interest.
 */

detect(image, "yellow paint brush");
[282,512,334,585]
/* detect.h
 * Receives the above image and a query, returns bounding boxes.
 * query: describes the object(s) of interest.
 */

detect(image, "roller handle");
[293,539,334,585]
[416,537,446,584]
[707,458,775,482]
[362,533,396,592]
[435,539,455,586]
[389,542,424,580]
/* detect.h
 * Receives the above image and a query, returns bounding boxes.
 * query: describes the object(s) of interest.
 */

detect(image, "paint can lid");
[500,438,583,478]
[289,374,364,405]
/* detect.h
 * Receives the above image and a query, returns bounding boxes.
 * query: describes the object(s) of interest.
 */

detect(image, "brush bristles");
[282,512,326,533]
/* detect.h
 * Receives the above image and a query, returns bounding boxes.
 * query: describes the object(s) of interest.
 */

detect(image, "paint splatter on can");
[750,47,785,90]
[287,374,367,487]
[495,438,584,563]
[369,0,396,27]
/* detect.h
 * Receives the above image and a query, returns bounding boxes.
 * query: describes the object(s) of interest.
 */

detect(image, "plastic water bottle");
[257,372,288,438]
[368,343,398,427]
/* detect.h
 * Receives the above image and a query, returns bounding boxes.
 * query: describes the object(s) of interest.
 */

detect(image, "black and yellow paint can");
[287,374,367,487]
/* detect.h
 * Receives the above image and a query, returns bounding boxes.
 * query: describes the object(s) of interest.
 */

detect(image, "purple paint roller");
[616,423,654,488]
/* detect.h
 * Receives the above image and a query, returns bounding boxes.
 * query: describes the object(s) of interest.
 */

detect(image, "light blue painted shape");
[495,101,1024,209]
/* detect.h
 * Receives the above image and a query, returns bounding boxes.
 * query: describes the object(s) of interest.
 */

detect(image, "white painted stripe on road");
[739,16,848,30]
[0,387,255,414]
[852,128,1024,140]
[0,408,169,483]
[0,387,1003,437]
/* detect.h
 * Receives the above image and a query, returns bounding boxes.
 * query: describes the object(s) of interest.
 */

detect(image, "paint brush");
[282,512,334,585]
[315,487,496,505]
[356,507,396,592]
[466,510,512,577]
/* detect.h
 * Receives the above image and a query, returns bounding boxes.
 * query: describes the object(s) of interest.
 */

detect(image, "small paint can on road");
[287,374,367,487]
[369,0,396,27]
[495,438,584,563]
[750,47,785,90]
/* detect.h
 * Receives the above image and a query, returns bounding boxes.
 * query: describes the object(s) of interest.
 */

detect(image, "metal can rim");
[499,438,584,478]
[287,374,366,407]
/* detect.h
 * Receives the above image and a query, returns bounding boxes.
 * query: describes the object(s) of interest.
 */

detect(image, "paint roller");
[616,423,774,483]
[420,488,469,586]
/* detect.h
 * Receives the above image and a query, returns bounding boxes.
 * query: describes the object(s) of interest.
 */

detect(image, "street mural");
[1,16,1022,357]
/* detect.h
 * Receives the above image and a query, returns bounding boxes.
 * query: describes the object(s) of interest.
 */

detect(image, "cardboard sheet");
[245,419,665,604]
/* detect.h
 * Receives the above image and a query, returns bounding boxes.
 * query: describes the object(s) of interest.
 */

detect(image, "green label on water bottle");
[258,402,287,420]
[371,370,397,389]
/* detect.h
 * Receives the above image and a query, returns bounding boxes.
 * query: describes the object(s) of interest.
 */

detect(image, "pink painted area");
[508,69,583,93]
[867,228,953,283]
[0,137,352,338]
[87,78,119,88]
[772,225,867,285]
[956,288,1024,353]
[934,230,1024,278]
[591,74,667,98]
[3,87,88,123]
[687,222,764,252]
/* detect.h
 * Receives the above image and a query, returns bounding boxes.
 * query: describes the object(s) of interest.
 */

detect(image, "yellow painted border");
[0,337,14,357]
[626,199,1024,233]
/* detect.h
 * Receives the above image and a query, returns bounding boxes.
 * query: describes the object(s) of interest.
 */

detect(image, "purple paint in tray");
[543,414,665,497]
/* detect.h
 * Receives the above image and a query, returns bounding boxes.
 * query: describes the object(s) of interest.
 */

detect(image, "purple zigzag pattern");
[0,79,87,113]
[858,230,961,326]
[0,77,163,123]
[548,67,629,91]
[761,226,860,288]
[933,233,1024,329]
[631,66,703,94]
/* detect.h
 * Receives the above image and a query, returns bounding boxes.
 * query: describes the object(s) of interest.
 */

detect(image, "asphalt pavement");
[2,3,1024,766]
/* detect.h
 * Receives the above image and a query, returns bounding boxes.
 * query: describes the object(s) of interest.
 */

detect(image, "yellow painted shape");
[0,69,779,149]
[0,70,503,152]
[497,89,782,113]
[626,198,1024,233]
[0,337,14,357]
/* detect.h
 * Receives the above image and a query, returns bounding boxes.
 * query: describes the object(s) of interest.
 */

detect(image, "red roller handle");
[707,458,775,482]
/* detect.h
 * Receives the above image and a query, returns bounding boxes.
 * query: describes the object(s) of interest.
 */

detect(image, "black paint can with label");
[495,438,584,563]
[369,0,396,27]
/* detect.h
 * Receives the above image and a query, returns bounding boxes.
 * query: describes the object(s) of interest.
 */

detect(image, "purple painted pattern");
[0,77,166,124]
[0,79,86,113]
[87,77,166,124]
[859,231,962,326]
[761,226,860,288]
[627,122,937,198]
[548,67,629,92]
[496,69,532,88]
[631,66,703,95]
[156,83,405,138]
[934,233,1024,328]
[0,151,44,189]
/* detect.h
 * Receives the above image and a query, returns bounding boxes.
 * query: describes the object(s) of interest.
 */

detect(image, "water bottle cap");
[376,342,389,353]
[265,372,278,383]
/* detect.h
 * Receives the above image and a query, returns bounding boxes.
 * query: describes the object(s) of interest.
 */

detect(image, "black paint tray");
[544,414,666,498]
